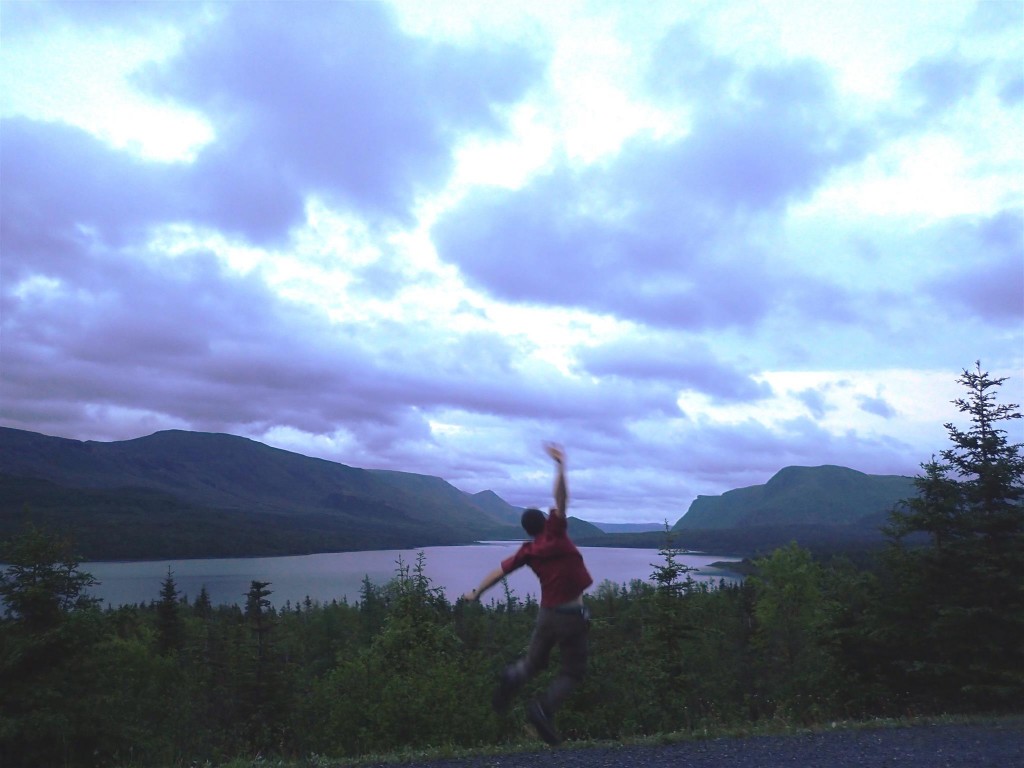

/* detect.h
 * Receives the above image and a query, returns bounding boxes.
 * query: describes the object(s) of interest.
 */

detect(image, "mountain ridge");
[0,426,526,559]
[674,464,915,531]
[1,427,920,560]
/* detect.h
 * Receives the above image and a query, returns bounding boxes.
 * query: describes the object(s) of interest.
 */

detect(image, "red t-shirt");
[501,512,593,607]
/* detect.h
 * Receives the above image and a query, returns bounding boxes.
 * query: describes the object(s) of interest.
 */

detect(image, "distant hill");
[629,465,919,557]
[468,489,524,525]
[592,522,665,533]
[0,427,528,560]
[566,517,605,538]
[674,465,915,531]
[1,428,919,562]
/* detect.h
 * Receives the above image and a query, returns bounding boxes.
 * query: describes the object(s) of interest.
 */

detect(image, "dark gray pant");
[507,606,590,713]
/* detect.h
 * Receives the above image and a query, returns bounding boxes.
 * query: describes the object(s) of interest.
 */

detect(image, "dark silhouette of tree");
[245,580,273,666]
[0,523,98,632]
[242,580,286,751]
[193,584,213,620]
[881,362,1023,707]
[156,566,183,655]
[0,525,103,765]
[651,522,697,598]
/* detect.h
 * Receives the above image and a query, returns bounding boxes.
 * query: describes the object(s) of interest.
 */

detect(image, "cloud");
[795,387,835,420]
[2,184,680,466]
[999,73,1024,106]
[901,53,985,118]
[133,2,542,241]
[2,244,383,434]
[433,28,875,332]
[966,0,1024,36]
[857,394,897,419]
[0,118,183,256]
[646,23,736,104]
[1,1,1020,523]
[882,12,1021,139]
[655,61,871,212]
[3,3,544,248]
[0,0,203,36]
[926,209,1024,325]
[433,138,865,332]
[577,335,773,403]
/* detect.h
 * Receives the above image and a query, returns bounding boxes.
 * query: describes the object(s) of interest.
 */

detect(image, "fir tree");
[156,566,183,655]
[194,584,213,620]
[882,362,1024,708]
[0,523,98,632]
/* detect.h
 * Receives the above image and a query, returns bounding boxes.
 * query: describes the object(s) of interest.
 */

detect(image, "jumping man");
[462,443,593,746]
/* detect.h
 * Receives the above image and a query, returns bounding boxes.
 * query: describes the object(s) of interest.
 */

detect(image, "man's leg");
[540,610,589,714]
[528,609,589,746]
[493,609,557,713]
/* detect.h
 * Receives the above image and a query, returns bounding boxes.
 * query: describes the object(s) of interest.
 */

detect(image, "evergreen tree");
[0,525,104,765]
[315,554,476,755]
[194,584,213,620]
[245,580,274,666]
[358,574,387,643]
[750,543,835,720]
[882,362,1024,708]
[243,580,287,751]
[642,524,698,730]
[0,523,98,632]
[651,522,697,598]
[156,566,183,655]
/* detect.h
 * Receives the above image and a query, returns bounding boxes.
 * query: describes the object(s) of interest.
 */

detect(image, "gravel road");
[375,719,1023,768]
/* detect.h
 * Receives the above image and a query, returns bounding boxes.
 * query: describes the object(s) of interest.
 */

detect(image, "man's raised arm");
[545,443,567,520]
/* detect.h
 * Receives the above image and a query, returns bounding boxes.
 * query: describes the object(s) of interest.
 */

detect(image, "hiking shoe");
[527,699,562,746]
[491,668,517,714]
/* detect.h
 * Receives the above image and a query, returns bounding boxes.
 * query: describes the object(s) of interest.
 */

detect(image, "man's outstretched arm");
[545,443,567,520]
[462,565,506,602]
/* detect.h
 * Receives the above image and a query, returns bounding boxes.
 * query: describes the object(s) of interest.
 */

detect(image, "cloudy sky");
[2,0,1022,523]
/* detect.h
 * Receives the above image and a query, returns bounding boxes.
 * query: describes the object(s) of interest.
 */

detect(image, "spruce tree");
[643,524,697,730]
[0,523,98,632]
[883,362,1023,708]
[0,525,103,765]
[194,584,213,620]
[156,567,183,655]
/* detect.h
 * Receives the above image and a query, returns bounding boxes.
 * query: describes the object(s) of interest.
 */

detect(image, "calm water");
[81,543,742,609]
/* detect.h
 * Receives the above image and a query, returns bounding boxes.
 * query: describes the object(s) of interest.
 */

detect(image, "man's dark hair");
[521,507,546,537]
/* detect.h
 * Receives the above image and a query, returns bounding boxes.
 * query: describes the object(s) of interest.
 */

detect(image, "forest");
[1,365,1021,767]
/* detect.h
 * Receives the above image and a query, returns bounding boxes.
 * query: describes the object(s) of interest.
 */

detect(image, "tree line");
[1,363,1021,767]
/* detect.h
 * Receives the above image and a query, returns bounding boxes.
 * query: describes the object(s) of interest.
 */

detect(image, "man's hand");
[545,442,567,518]
[544,442,565,465]
[464,566,505,602]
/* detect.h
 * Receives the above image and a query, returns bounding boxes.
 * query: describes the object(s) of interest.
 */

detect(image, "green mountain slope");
[579,466,918,559]
[0,427,524,559]
[674,465,915,531]
[566,516,605,538]
[469,489,524,525]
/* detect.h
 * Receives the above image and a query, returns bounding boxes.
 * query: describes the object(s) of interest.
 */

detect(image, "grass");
[207,712,1024,768]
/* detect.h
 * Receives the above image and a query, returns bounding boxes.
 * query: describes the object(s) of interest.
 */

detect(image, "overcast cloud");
[1,0,1021,522]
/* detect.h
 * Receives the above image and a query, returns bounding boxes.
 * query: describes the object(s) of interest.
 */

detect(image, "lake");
[81,543,742,609]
